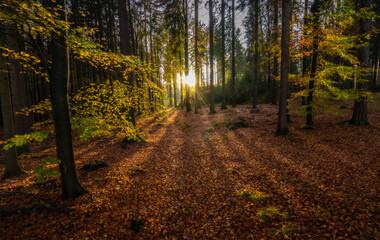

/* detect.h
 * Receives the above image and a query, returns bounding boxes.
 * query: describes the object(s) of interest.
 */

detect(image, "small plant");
[237,187,271,204]
[33,157,61,183]
[271,224,296,237]
[256,207,287,222]
[201,133,213,142]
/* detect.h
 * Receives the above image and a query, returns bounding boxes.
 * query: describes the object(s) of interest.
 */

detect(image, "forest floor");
[0,103,379,239]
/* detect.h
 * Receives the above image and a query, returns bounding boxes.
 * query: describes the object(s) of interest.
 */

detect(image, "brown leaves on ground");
[0,104,379,239]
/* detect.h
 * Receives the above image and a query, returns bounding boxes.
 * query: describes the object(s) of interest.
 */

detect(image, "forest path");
[0,105,379,239]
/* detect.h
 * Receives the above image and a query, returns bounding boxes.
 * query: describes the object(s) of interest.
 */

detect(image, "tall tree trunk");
[0,30,23,179]
[276,0,291,135]
[50,0,86,199]
[306,0,322,128]
[221,0,227,109]
[194,0,199,113]
[118,0,136,126]
[209,0,216,113]
[183,0,191,112]
[252,0,259,109]
[272,0,279,105]
[301,0,309,105]
[351,0,371,125]
[6,26,31,154]
[231,0,236,107]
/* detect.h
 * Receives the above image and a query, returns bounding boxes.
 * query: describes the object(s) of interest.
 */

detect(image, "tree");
[183,0,191,112]
[306,0,322,128]
[252,0,259,109]
[50,0,86,199]
[221,0,227,109]
[276,0,291,135]
[118,0,136,126]
[231,0,236,107]
[195,0,200,114]
[209,0,216,114]
[0,26,23,179]
[350,0,372,125]
[272,0,279,105]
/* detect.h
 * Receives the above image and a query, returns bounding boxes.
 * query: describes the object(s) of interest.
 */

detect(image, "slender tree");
[50,0,86,199]
[350,0,372,125]
[195,0,199,113]
[231,0,236,107]
[252,0,259,109]
[272,0,279,105]
[209,0,216,113]
[306,0,322,128]
[0,27,23,179]
[221,0,227,109]
[276,0,291,135]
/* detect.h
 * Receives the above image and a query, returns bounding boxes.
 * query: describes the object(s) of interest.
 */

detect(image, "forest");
[0,0,379,239]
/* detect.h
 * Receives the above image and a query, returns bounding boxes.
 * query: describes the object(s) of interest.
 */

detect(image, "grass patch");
[176,120,192,131]
[211,117,248,131]
[237,187,271,204]
[256,207,288,222]
[271,224,297,238]
[201,133,213,142]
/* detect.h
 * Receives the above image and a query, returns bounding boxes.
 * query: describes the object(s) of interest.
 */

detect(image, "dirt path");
[0,105,379,239]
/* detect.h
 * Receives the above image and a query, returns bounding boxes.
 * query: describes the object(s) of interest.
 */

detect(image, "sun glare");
[183,71,195,87]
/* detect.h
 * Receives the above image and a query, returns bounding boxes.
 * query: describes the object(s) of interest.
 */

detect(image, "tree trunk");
[6,25,31,154]
[252,0,259,109]
[221,0,227,109]
[272,0,279,105]
[351,0,371,125]
[276,0,291,135]
[0,30,23,179]
[50,0,86,199]
[231,0,236,107]
[306,0,322,128]
[194,0,199,113]
[209,0,216,113]
[118,0,136,126]
[183,0,191,112]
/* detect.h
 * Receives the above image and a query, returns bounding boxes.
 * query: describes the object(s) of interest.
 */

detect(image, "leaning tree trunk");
[0,30,23,179]
[50,0,86,199]
[351,0,372,125]
[221,0,227,109]
[209,0,216,114]
[276,0,291,135]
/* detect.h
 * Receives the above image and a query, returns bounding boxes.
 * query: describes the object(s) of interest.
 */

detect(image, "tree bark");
[306,0,322,128]
[194,0,199,113]
[118,0,136,126]
[209,0,216,113]
[351,0,371,125]
[221,0,227,109]
[252,0,259,109]
[50,0,86,199]
[272,0,279,105]
[6,25,31,154]
[276,0,291,135]
[0,30,23,179]
[231,0,236,107]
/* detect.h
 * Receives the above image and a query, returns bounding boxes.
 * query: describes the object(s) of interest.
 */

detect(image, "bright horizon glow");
[183,71,196,87]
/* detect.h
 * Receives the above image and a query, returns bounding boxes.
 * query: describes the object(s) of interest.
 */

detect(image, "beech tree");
[49,0,86,199]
